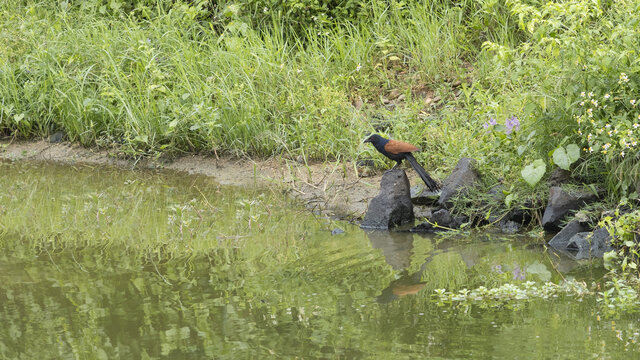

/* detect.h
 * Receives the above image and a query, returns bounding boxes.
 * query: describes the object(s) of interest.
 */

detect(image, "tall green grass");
[0,1,523,169]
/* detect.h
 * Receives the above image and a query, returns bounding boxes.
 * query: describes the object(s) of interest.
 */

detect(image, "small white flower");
[605,124,611,129]
[263,7,268,13]
[620,73,629,83]
[604,93,611,100]
[634,123,640,129]
[580,91,586,97]
[621,151,625,157]
[588,91,594,98]
[631,99,637,106]
[591,99,598,107]
[603,143,611,150]
[589,147,594,153]
[356,63,361,72]
[579,101,585,106]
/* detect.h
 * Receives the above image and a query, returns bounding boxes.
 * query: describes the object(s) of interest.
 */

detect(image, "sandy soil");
[0,139,409,219]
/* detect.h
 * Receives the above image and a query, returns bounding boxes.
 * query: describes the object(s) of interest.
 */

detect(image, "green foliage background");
[2,0,640,196]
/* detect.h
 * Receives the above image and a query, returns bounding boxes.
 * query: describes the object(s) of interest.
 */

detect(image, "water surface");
[1,161,638,359]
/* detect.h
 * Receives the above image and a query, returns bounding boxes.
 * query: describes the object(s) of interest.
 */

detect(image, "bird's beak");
[363,137,371,143]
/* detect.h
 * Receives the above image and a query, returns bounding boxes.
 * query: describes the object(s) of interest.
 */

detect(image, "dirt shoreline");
[0,139,404,219]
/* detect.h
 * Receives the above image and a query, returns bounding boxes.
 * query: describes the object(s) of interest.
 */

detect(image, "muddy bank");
[0,140,414,219]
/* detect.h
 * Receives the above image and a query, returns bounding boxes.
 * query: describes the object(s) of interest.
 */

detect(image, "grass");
[3,0,640,203]
[0,1,529,176]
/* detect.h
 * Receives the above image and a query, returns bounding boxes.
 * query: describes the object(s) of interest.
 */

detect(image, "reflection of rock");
[361,169,414,229]
[366,231,414,270]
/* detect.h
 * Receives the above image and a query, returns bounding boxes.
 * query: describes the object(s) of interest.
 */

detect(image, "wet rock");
[361,169,414,229]
[548,220,590,249]
[48,131,64,143]
[410,222,435,233]
[438,158,480,208]
[542,186,599,231]
[507,206,533,225]
[488,184,506,202]
[410,184,440,206]
[431,208,454,227]
[331,228,345,235]
[499,220,521,234]
[565,228,613,259]
[548,168,571,187]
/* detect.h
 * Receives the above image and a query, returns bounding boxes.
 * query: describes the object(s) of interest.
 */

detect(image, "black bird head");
[363,134,383,144]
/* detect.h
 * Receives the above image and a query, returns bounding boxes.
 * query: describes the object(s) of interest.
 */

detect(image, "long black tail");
[405,153,439,192]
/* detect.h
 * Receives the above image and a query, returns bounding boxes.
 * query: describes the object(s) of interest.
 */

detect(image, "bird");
[363,134,439,191]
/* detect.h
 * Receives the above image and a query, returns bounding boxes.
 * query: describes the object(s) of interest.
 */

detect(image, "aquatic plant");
[433,280,591,308]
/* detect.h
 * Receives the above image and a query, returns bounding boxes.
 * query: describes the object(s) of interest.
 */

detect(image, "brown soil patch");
[0,140,428,220]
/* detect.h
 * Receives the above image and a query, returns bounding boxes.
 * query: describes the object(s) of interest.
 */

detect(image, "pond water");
[1,161,639,359]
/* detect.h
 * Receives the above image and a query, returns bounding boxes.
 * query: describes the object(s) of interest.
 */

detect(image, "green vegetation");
[1,0,638,192]
[4,1,640,280]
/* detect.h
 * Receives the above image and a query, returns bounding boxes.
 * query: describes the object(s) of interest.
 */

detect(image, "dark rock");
[453,215,468,228]
[361,169,414,229]
[565,228,613,259]
[548,220,590,249]
[48,131,64,143]
[438,158,480,208]
[331,228,345,235]
[499,220,521,234]
[548,168,571,187]
[431,208,454,227]
[410,222,435,233]
[488,184,506,202]
[542,186,599,231]
[507,207,533,225]
[411,185,440,206]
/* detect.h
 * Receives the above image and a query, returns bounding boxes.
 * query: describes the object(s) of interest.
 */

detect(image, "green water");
[1,161,639,359]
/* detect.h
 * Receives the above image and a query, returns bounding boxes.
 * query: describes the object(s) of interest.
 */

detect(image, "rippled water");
[1,161,638,359]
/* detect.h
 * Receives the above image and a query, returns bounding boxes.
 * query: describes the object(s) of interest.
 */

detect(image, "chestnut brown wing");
[384,139,421,154]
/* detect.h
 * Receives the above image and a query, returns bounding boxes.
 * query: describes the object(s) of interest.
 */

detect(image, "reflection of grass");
[0,161,324,257]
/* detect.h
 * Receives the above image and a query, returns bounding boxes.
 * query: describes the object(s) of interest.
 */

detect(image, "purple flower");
[483,118,498,130]
[505,116,520,134]
[512,265,526,281]
[492,264,503,274]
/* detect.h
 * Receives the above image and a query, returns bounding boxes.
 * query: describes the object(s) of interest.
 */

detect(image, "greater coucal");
[363,134,439,191]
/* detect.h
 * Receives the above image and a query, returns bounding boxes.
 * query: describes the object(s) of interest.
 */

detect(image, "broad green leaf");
[553,146,570,170]
[527,261,552,281]
[566,143,580,163]
[521,159,546,187]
